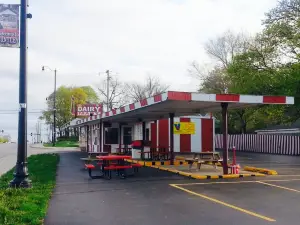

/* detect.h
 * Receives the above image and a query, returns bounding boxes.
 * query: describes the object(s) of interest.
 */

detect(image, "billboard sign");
[72,104,103,117]
[0,4,19,48]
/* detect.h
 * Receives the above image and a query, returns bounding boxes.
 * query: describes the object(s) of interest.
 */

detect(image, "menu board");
[133,123,143,140]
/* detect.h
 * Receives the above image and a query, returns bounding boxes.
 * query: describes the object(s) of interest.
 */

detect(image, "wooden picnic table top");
[96,155,132,160]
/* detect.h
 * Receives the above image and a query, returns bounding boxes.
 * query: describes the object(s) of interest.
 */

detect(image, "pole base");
[9,177,32,188]
[9,163,32,188]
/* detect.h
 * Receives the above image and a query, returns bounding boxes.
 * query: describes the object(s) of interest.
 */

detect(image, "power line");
[0,111,43,115]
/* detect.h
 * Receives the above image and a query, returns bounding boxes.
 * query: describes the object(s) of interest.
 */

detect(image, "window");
[123,127,132,145]
[105,128,119,144]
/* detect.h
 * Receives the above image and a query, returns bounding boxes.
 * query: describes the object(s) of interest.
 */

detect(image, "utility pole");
[42,66,57,146]
[106,70,110,112]
[53,69,57,146]
[10,0,32,188]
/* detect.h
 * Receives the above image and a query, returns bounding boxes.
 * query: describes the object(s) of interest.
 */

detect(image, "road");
[0,143,76,176]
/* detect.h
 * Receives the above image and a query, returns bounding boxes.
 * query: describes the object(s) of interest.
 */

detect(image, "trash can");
[131,140,143,159]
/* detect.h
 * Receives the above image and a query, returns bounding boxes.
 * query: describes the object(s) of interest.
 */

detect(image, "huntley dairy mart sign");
[72,104,103,117]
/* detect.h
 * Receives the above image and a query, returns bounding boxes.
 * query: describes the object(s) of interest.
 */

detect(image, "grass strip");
[0,153,59,225]
[43,140,79,148]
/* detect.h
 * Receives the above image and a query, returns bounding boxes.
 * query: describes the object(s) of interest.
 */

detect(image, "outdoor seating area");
[184,152,224,171]
[156,163,258,178]
[84,154,142,179]
[138,146,170,160]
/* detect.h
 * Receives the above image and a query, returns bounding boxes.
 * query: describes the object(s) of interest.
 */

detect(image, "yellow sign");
[174,122,195,135]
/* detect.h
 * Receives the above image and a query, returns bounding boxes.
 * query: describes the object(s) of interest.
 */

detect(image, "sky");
[0,0,278,141]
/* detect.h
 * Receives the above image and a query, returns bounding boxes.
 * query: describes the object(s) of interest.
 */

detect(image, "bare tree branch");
[125,75,169,102]
[98,75,128,110]
[204,30,250,68]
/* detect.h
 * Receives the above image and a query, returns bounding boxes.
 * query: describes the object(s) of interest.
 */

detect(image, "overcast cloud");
[0,0,278,140]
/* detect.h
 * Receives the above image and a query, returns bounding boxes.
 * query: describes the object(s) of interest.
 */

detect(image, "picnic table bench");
[84,155,142,179]
[185,152,224,171]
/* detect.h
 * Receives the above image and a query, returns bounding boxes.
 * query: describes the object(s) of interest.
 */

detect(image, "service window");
[105,128,119,144]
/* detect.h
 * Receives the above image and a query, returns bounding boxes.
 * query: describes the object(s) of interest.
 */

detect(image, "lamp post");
[9,0,32,188]
[42,66,57,147]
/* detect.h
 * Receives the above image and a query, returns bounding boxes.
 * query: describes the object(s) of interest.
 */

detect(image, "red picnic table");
[85,155,141,179]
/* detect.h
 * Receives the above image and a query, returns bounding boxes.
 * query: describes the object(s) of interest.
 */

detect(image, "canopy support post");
[119,123,122,154]
[86,125,90,153]
[142,121,146,160]
[169,113,174,165]
[221,103,229,174]
[99,120,103,152]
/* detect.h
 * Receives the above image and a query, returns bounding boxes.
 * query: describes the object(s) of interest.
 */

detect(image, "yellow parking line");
[171,178,300,186]
[257,181,300,193]
[170,184,276,222]
[264,178,300,182]
[172,181,256,186]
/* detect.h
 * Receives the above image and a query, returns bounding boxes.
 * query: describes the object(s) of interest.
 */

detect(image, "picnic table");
[184,152,224,171]
[116,147,132,155]
[84,155,141,179]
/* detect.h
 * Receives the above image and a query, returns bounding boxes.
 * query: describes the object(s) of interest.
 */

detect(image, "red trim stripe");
[158,119,169,148]
[140,99,148,107]
[201,118,213,152]
[216,94,240,102]
[154,94,162,102]
[129,103,135,110]
[263,96,286,104]
[168,91,192,101]
[150,123,157,148]
[180,118,191,153]
[120,107,125,113]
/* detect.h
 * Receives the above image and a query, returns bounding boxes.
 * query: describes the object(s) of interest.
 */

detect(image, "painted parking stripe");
[170,184,276,222]
[257,181,300,193]
[172,178,300,186]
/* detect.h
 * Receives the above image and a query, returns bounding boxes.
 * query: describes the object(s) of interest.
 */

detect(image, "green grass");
[0,154,60,225]
[43,140,79,148]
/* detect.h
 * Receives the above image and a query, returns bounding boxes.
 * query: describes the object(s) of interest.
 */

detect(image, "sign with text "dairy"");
[72,104,103,117]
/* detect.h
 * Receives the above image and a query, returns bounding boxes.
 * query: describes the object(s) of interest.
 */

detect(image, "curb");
[126,159,192,166]
[244,166,278,175]
[30,145,79,150]
[126,159,265,179]
[150,165,265,179]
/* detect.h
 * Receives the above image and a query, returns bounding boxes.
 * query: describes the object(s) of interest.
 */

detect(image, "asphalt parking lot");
[221,150,300,175]
[171,178,300,225]
[45,151,300,225]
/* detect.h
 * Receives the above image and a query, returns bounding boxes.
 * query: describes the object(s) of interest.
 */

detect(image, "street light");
[42,65,57,147]
[9,0,32,188]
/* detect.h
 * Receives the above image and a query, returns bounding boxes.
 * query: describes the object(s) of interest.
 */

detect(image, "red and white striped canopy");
[74,91,294,125]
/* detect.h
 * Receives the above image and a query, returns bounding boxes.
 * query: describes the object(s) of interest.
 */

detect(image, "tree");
[80,86,99,103]
[190,30,250,93]
[98,75,128,111]
[41,86,98,131]
[263,0,300,62]
[125,75,169,101]
[204,30,250,69]
[190,30,252,133]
